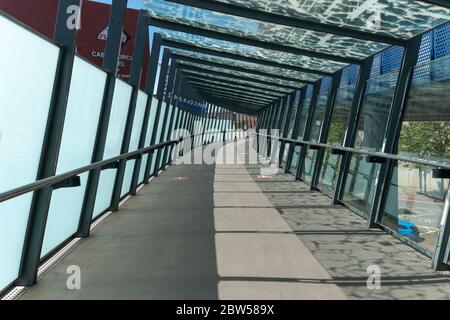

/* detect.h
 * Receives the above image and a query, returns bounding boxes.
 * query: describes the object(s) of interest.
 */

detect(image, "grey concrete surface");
[18,140,450,300]
[21,163,219,300]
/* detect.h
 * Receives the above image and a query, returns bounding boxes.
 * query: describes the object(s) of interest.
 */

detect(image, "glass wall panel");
[317,85,356,195]
[139,98,159,184]
[93,79,132,218]
[150,102,167,175]
[381,162,448,255]
[289,96,312,174]
[354,72,399,151]
[159,104,173,169]
[121,91,148,197]
[327,85,355,146]
[42,56,107,256]
[342,71,399,215]
[379,57,450,255]
[0,15,59,289]
[316,148,341,196]
[303,149,318,184]
[342,154,379,216]
[397,57,450,164]
[308,93,329,143]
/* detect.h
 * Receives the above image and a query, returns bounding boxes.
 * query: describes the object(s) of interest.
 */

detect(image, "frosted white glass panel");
[152,102,167,173]
[121,91,148,197]
[42,57,107,256]
[0,15,59,290]
[138,98,159,183]
[159,104,174,168]
[93,79,132,218]
[121,160,136,197]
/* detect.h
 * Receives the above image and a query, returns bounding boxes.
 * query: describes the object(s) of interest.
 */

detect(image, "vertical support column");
[18,0,82,286]
[295,81,321,180]
[77,0,128,238]
[151,50,173,177]
[279,93,295,166]
[110,10,148,211]
[333,57,374,205]
[311,70,343,188]
[129,33,162,193]
[368,36,422,230]
[286,88,306,172]
[144,49,170,181]
[161,70,181,168]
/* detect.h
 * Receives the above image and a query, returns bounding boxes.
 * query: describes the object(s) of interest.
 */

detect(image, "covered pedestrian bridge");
[1,0,450,300]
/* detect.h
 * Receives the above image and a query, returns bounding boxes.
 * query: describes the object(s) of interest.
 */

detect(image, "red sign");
[0,0,150,90]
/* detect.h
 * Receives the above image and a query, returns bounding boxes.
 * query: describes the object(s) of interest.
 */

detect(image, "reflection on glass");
[42,56,107,256]
[342,154,379,216]
[93,79,132,218]
[286,93,300,138]
[289,145,302,173]
[0,15,59,289]
[381,161,448,255]
[398,57,450,164]
[139,98,159,184]
[327,85,355,145]
[303,149,317,185]
[281,142,290,168]
[309,93,329,143]
[121,91,148,197]
[296,96,312,140]
[354,71,399,151]
[317,149,341,196]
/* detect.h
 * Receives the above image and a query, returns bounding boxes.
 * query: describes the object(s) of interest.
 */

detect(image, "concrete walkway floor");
[19,141,450,299]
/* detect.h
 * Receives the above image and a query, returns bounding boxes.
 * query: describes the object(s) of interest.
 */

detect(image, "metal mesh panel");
[418,31,433,64]
[320,76,332,92]
[434,23,450,59]
[381,46,404,74]
[340,64,360,86]
[370,53,381,78]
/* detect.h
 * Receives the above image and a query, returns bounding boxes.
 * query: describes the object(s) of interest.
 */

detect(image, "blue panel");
[370,53,381,78]
[418,31,433,64]
[340,64,360,86]
[320,76,332,92]
[434,23,450,59]
[381,46,404,74]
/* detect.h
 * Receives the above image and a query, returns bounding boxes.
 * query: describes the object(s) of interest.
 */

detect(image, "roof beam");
[172,53,312,84]
[199,94,260,114]
[199,95,266,113]
[195,87,273,104]
[190,81,279,100]
[149,17,360,64]
[194,86,274,104]
[199,90,266,107]
[186,76,286,96]
[164,0,408,46]
[161,39,331,76]
[179,64,300,90]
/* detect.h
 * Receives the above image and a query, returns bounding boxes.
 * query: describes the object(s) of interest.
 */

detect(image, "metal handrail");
[0,129,259,204]
[255,132,450,170]
[0,139,179,204]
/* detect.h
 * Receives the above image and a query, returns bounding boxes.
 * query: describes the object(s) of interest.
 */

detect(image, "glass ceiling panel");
[190,81,279,100]
[183,69,292,93]
[178,60,304,88]
[187,76,285,97]
[157,29,348,73]
[143,0,389,59]
[205,0,450,39]
[170,48,321,82]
